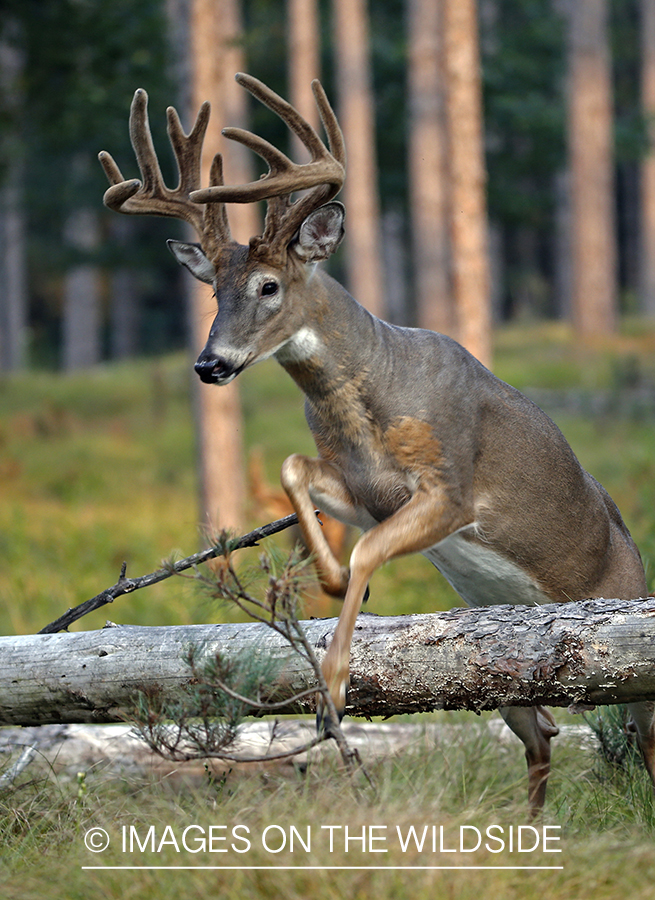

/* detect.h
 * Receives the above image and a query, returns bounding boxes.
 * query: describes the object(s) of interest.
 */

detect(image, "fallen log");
[2,596,655,727]
[0,719,596,782]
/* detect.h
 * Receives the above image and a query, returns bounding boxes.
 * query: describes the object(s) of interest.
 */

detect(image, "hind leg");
[499,706,559,815]
[627,701,655,783]
[594,542,654,785]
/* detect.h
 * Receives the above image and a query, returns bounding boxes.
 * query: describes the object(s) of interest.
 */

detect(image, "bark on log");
[2,597,655,727]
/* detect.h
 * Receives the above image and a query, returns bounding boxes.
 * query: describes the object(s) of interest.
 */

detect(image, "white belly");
[422,526,550,608]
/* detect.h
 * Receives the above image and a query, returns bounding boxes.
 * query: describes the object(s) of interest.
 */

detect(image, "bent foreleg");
[281,454,356,597]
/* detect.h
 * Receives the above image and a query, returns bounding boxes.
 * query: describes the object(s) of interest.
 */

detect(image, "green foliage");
[483,0,566,229]
[2,0,185,364]
[585,705,643,768]
[133,545,319,762]
[13,0,173,203]
[133,641,285,760]
[611,0,647,163]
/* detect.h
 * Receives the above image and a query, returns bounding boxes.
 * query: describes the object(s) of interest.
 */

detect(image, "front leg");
[281,453,357,597]
[318,482,469,729]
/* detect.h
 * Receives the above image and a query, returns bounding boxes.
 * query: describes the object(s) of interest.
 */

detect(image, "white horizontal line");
[82,865,564,871]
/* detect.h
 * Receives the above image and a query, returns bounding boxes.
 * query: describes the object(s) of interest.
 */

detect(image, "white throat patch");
[275,327,322,363]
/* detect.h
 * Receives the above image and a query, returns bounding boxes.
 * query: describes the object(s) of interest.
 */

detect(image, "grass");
[2,319,655,897]
[0,355,202,633]
[2,714,655,899]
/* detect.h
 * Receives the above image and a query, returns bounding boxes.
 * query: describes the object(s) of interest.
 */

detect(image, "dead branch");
[38,513,300,635]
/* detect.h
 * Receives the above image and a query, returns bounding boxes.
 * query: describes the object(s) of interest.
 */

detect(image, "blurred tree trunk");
[552,167,572,320]
[109,271,139,360]
[62,205,102,370]
[0,175,27,373]
[0,29,27,372]
[332,0,385,318]
[640,0,655,317]
[187,0,252,532]
[442,0,492,368]
[566,0,617,336]
[287,0,320,160]
[109,218,140,360]
[407,0,453,335]
[382,208,408,324]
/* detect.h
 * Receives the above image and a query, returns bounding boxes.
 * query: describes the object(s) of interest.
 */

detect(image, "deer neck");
[275,270,384,406]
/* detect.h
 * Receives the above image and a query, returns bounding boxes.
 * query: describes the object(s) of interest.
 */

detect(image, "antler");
[99,77,345,264]
[98,89,232,258]
[190,73,346,261]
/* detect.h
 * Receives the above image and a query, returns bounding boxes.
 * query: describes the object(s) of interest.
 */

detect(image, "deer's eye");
[261,280,278,297]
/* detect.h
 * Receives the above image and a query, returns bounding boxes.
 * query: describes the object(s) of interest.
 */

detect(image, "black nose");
[194,358,229,384]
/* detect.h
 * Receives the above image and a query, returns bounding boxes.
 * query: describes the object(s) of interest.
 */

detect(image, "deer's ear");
[294,201,345,262]
[167,240,215,284]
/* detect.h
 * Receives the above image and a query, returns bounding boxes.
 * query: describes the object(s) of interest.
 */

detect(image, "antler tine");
[190,74,345,258]
[311,79,346,170]
[99,89,213,242]
[165,102,206,196]
[235,72,337,163]
[208,126,332,199]
[204,152,232,247]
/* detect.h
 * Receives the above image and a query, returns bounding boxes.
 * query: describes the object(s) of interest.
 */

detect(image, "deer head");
[99,74,347,385]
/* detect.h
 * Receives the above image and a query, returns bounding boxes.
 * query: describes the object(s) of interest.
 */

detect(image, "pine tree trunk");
[382,208,408,324]
[62,207,102,371]
[187,0,250,532]
[567,0,617,336]
[109,269,139,360]
[407,0,453,335]
[287,0,321,161]
[553,168,573,320]
[108,218,139,360]
[442,0,492,368]
[640,0,655,317]
[0,30,27,372]
[0,179,27,372]
[332,0,385,318]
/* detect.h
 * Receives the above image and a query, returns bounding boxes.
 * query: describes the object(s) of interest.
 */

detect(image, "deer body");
[274,268,644,607]
[100,74,654,813]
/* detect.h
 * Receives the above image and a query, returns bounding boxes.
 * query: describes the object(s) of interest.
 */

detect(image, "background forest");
[0,0,651,371]
[5,0,654,536]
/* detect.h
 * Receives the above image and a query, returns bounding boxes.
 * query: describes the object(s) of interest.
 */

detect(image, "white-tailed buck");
[100,74,654,812]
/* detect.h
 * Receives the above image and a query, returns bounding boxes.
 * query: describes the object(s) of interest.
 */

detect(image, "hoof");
[316,687,347,737]
[316,707,340,738]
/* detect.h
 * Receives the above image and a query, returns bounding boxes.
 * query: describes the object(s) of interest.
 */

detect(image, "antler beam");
[100,77,344,262]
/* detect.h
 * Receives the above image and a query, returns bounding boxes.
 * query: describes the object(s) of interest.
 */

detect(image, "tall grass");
[2,714,655,899]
